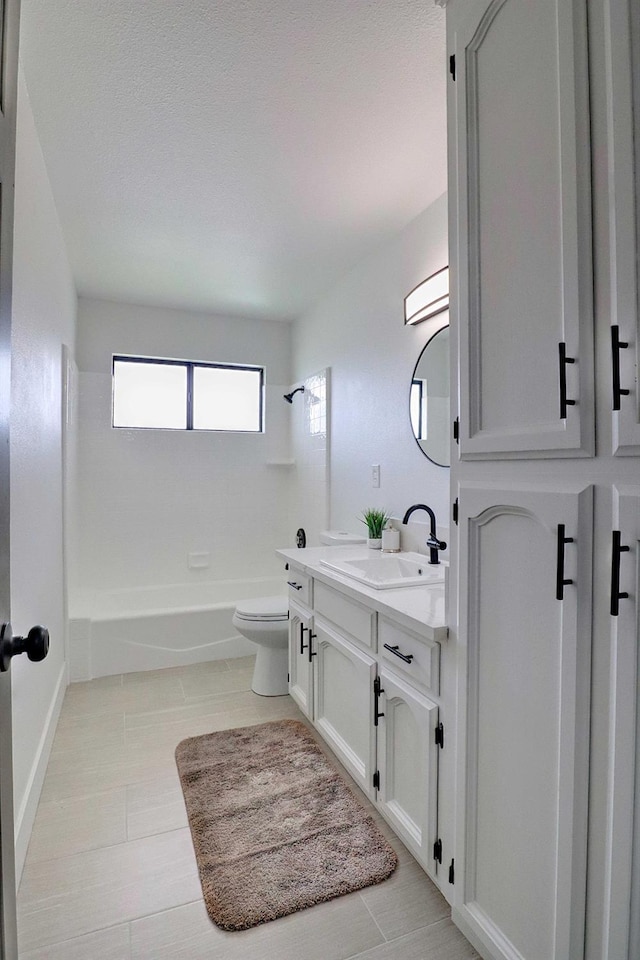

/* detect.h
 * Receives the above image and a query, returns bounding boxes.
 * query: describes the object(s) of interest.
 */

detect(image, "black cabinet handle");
[299,622,309,655]
[610,530,630,617]
[611,326,630,411]
[374,676,384,726]
[308,632,317,662]
[383,643,414,664]
[558,342,576,419]
[556,523,574,600]
[287,581,303,591]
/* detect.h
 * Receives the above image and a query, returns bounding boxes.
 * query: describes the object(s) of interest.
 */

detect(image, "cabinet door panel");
[606,0,640,455]
[313,620,376,798]
[288,601,313,719]
[453,0,593,458]
[377,667,439,878]
[455,483,592,960]
[602,488,640,958]
[314,581,376,652]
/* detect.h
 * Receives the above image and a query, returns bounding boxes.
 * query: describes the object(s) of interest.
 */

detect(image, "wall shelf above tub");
[265,459,296,467]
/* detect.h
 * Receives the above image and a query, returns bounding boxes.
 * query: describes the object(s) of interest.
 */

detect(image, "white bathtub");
[68,577,286,681]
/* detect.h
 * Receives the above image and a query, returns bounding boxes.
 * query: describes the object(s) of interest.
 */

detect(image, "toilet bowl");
[232,596,289,696]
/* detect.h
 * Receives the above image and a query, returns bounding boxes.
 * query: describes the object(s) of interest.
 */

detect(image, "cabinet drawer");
[379,617,440,695]
[286,569,312,607]
[314,580,375,650]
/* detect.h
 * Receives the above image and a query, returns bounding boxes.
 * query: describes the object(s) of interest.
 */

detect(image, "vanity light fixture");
[404,266,449,326]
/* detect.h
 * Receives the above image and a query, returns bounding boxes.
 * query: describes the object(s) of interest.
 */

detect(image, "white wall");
[292,193,450,549]
[11,69,77,880]
[75,299,292,593]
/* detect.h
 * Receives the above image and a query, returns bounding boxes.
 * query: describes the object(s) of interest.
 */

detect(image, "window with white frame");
[112,356,264,432]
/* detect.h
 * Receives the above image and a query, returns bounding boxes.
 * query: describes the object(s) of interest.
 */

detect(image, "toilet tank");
[319,530,366,546]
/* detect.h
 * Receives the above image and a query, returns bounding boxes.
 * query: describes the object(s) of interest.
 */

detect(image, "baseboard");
[14,662,67,887]
[452,903,523,960]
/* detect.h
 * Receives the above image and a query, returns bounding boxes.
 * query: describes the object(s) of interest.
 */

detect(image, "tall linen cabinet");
[445,2,640,959]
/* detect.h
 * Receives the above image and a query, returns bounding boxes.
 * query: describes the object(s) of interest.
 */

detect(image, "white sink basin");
[319,552,446,589]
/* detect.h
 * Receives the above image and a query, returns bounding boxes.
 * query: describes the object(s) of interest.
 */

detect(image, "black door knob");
[0,623,50,673]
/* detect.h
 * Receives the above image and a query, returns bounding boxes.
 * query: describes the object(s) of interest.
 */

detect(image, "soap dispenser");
[381,522,400,553]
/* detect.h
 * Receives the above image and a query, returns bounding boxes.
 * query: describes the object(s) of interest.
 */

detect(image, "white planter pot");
[367,538,382,550]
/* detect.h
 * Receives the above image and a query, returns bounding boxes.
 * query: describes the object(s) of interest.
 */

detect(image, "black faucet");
[401,503,447,565]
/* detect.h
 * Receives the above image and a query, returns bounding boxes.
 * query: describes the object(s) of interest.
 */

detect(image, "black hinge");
[433,838,443,864]
[449,54,456,80]
[373,770,380,790]
[452,498,459,525]
[435,722,444,748]
[287,673,290,683]
[448,859,455,884]
[453,417,459,443]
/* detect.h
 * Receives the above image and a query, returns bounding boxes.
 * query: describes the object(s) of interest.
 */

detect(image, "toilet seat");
[234,596,288,622]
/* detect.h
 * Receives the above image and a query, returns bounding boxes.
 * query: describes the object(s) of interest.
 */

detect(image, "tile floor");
[18,657,480,960]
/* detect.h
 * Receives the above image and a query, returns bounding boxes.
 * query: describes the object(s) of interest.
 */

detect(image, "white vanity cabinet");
[376,666,440,877]
[287,563,314,719]
[288,597,313,719]
[283,557,448,888]
[312,618,377,799]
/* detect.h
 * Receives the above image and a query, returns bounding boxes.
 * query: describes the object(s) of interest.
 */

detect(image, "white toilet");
[232,596,290,696]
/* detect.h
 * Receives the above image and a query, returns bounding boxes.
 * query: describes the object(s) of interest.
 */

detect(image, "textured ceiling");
[19,0,447,320]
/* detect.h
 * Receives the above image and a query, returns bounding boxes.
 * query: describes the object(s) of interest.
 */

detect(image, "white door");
[312,619,376,798]
[605,0,640,456]
[454,483,592,960]
[452,0,593,459]
[0,1,23,957]
[376,666,439,879]
[288,600,313,719]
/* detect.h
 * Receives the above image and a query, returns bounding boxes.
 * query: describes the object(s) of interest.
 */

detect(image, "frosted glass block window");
[112,356,264,432]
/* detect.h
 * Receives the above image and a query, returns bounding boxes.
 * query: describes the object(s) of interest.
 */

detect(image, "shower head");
[283,386,305,404]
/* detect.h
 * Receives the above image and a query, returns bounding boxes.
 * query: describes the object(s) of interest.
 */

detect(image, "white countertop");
[276,545,447,642]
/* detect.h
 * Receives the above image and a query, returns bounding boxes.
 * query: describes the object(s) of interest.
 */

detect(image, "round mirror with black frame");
[409,324,450,467]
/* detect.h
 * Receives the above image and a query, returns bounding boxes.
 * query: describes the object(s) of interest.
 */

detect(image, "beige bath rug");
[175,718,398,930]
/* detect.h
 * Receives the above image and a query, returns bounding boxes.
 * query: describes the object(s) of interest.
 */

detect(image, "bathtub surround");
[75,298,292,594]
[292,194,449,547]
[286,368,330,546]
[175,719,398,930]
[11,69,78,883]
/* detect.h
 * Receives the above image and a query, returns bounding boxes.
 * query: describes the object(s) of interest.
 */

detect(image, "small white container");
[367,537,382,550]
[381,523,400,553]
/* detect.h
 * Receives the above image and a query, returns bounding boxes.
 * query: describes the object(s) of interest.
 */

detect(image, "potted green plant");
[360,508,390,549]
